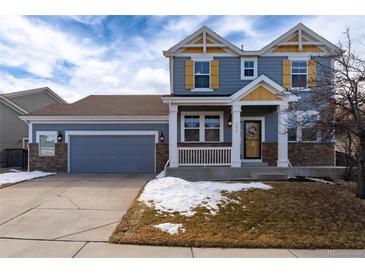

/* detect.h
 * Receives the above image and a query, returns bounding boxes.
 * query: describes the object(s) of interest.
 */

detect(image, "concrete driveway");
[1,173,364,258]
[0,173,155,257]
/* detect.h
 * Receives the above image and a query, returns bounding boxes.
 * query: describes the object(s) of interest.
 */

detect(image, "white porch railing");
[178,147,232,166]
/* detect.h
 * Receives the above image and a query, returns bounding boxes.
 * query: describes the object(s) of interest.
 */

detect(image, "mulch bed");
[110,181,365,249]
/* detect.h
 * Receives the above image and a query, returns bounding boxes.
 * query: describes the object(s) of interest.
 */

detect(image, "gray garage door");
[69,135,155,173]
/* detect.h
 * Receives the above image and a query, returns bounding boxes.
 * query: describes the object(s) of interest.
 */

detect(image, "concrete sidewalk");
[1,173,364,258]
[1,238,364,258]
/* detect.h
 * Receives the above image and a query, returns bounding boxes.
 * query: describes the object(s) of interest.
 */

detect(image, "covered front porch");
[163,75,298,168]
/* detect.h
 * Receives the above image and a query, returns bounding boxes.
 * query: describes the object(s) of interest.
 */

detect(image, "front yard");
[110,177,365,249]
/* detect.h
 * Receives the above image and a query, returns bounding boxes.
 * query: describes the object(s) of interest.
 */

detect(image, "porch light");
[227,115,232,128]
[57,131,64,142]
[159,132,165,142]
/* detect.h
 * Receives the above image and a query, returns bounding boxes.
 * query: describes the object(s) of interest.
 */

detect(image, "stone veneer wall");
[29,143,68,172]
[263,142,335,166]
[156,143,169,172]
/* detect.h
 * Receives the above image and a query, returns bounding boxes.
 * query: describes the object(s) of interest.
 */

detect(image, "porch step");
[253,173,288,180]
[242,162,269,167]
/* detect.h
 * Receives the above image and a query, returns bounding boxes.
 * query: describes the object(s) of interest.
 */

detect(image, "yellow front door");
[244,121,262,159]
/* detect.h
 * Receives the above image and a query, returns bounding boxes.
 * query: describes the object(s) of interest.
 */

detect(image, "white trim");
[36,131,57,143]
[290,59,309,89]
[28,121,33,143]
[287,110,320,143]
[22,138,29,149]
[0,95,28,114]
[240,117,265,162]
[163,26,243,57]
[180,111,224,143]
[4,87,67,104]
[64,130,159,144]
[192,57,212,91]
[175,53,238,57]
[65,130,159,173]
[241,57,258,80]
[36,131,57,157]
[20,116,169,123]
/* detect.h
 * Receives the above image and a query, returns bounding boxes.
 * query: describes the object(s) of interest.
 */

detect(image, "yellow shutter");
[308,59,317,88]
[282,59,291,89]
[210,60,219,89]
[185,60,194,90]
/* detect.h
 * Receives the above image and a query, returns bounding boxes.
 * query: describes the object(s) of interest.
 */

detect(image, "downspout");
[22,119,30,172]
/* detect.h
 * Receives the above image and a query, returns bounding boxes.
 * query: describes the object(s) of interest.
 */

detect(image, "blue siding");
[258,56,286,85]
[70,135,155,172]
[173,56,331,98]
[173,56,286,95]
[241,106,278,143]
[32,123,169,144]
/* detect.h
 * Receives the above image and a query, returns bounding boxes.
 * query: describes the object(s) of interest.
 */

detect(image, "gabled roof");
[164,23,341,57]
[163,26,244,56]
[231,75,298,102]
[0,94,28,114]
[3,87,67,104]
[244,23,341,55]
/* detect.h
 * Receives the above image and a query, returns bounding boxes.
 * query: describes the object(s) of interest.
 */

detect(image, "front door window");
[244,121,262,159]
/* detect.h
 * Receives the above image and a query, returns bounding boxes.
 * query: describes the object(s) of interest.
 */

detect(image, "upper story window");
[241,57,257,80]
[36,131,57,156]
[194,61,210,89]
[291,60,307,88]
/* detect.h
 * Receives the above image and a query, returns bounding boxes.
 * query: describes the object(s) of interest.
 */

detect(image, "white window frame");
[191,57,213,92]
[288,111,320,143]
[36,131,57,157]
[181,111,224,143]
[22,137,29,149]
[290,57,309,89]
[241,57,258,80]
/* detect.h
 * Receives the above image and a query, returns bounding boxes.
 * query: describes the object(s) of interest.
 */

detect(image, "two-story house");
[21,23,340,174]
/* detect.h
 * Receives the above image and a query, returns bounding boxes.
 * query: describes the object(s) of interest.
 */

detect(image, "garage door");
[69,135,155,173]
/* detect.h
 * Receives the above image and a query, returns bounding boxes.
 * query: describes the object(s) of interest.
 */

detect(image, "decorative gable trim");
[240,86,282,101]
[163,26,243,57]
[242,23,341,56]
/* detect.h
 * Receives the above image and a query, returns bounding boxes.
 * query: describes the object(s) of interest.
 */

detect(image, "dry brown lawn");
[110,181,365,249]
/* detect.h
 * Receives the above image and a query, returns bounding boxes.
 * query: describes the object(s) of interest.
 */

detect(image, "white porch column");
[231,105,242,167]
[277,103,289,167]
[169,104,178,167]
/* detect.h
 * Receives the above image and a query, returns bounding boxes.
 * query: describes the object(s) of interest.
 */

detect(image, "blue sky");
[0,15,364,102]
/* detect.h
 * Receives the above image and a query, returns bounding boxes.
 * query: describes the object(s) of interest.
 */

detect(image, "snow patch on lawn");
[138,177,272,216]
[0,171,55,185]
[306,177,334,185]
[154,223,185,235]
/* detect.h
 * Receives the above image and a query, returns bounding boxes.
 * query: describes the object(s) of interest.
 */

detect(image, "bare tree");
[287,27,365,198]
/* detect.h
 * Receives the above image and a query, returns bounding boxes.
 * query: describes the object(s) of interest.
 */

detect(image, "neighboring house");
[21,23,340,173]
[0,87,66,167]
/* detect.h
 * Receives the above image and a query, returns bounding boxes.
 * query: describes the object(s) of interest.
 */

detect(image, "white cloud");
[0,16,363,104]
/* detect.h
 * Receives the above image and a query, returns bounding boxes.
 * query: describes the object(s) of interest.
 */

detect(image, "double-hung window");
[182,113,223,142]
[36,131,57,156]
[194,61,210,89]
[184,115,200,142]
[291,60,307,88]
[204,115,221,142]
[287,111,319,142]
[241,57,257,80]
